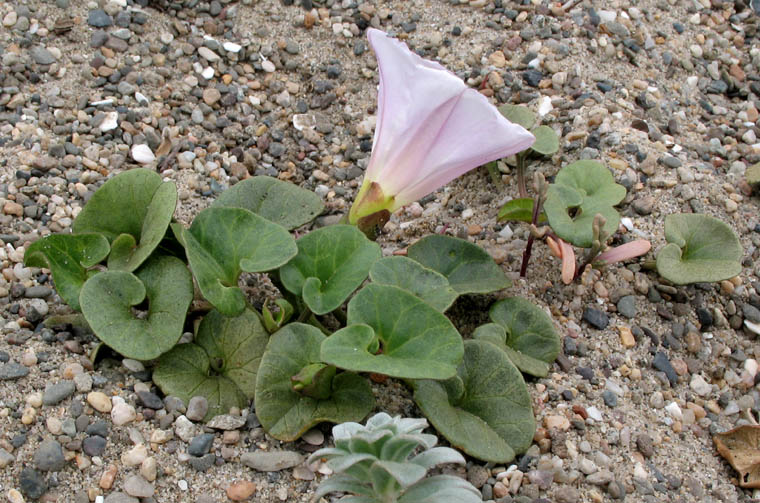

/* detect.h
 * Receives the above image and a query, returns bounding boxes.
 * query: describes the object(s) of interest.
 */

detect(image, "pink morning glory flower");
[348,29,535,224]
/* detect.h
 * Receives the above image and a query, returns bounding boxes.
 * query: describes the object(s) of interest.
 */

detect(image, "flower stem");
[519,193,544,277]
[516,153,528,199]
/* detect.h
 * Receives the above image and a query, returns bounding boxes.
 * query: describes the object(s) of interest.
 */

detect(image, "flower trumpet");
[348,29,535,226]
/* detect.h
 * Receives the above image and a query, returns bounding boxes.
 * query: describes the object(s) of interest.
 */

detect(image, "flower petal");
[365,29,534,207]
[596,240,651,265]
[558,238,576,285]
[393,89,535,207]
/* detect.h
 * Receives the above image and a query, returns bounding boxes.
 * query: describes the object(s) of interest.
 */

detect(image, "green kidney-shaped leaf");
[498,104,536,131]
[322,284,463,379]
[182,206,297,316]
[24,233,110,311]
[406,235,510,294]
[212,176,324,230]
[487,297,560,370]
[544,160,626,248]
[153,344,248,421]
[497,198,547,224]
[472,323,550,377]
[152,308,269,420]
[80,255,193,360]
[369,256,457,312]
[72,169,177,272]
[255,323,374,441]
[194,309,269,398]
[530,125,559,156]
[279,225,381,315]
[413,340,535,463]
[656,213,742,285]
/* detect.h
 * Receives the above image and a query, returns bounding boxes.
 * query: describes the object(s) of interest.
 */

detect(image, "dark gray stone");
[652,352,678,385]
[602,390,618,407]
[188,434,215,457]
[34,439,65,471]
[19,468,47,499]
[24,286,53,298]
[616,295,637,318]
[743,303,760,323]
[0,361,29,380]
[86,420,109,438]
[42,380,75,405]
[137,391,164,410]
[30,46,56,65]
[188,453,215,471]
[582,307,609,330]
[82,435,107,457]
[87,9,113,27]
[522,70,543,87]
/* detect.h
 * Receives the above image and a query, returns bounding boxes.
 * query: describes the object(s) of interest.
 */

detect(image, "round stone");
[226,480,256,501]
[34,439,65,471]
[87,391,112,413]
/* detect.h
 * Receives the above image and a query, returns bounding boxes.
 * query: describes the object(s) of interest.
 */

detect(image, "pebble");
[302,429,324,446]
[227,481,256,501]
[0,362,29,380]
[122,444,148,467]
[174,415,197,442]
[42,380,75,405]
[188,433,215,457]
[652,352,678,385]
[123,475,154,498]
[207,414,246,430]
[111,400,136,426]
[19,468,47,499]
[186,397,209,422]
[582,307,609,329]
[88,392,112,413]
[241,451,304,471]
[30,46,56,65]
[34,439,65,471]
[616,296,637,318]
[103,492,139,503]
[130,144,155,164]
[83,435,107,457]
[0,448,15,468]
[690,374,712,396]
[88,9,113,27]
[141,457,158,482]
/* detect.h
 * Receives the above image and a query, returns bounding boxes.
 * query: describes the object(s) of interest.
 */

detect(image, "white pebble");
[131,144,155,164]
[223,42,242,53]
[100,111,119,132]
[537,95,553,117]
[664,402,682,421]
[690,374,712,396]
[585,406,603,421]
[498,225,513,240]
[745,359,759,378]
[178,480,188,491]
[112,401,137,426]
